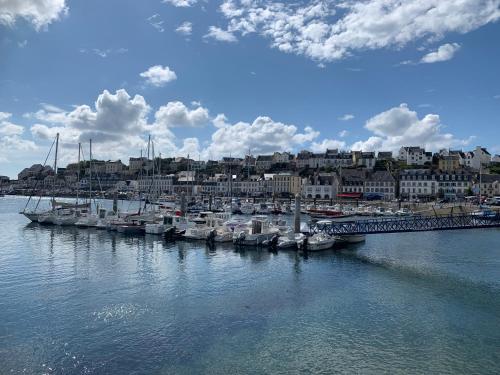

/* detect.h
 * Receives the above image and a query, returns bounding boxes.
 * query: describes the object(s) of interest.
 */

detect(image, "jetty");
[309,213,500,236]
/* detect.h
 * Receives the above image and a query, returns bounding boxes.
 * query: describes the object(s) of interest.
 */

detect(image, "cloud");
[147,14,164,33]
[339,130,349,137]
[311,138,347,152]
[203,115,319,159]
[79,48,128,58]
[0,0,68,30]
[29,89,150,158]
[217,0,500,62]
[163,0,198,7]
[0,112,24,136]
[153,101,210,129]
[421,43,461,63]
[357,103,471,151]
[204,26,238,43]
[176,21,193,36]
[338,114,354,121]
[140,65,177,87]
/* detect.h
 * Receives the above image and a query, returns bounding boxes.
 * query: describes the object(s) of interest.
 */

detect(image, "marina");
[1,195,500,374]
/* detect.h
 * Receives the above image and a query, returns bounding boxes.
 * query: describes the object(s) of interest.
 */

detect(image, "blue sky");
[0,0,500,177]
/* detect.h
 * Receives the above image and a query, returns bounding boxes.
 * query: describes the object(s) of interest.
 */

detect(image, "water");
[1,196,500,374]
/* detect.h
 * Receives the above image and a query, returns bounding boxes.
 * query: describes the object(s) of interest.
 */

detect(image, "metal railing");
[309,213,500,235]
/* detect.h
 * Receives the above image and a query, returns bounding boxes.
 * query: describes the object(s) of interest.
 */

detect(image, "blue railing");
[309,213,500,235]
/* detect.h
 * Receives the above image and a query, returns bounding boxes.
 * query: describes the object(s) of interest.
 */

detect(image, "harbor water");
[1,196,500,374]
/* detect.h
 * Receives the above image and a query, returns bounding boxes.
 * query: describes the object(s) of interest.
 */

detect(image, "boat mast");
[89,139,92,214]
[247,148,250,199]
[51,133,60,209]
[76,142,81,204]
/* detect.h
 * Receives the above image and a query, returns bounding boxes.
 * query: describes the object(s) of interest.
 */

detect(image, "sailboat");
[75,139,99,227]
[21,133,60,222]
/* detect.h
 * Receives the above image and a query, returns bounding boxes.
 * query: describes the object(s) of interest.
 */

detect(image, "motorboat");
[277,231,306,250]
[240,201,255,215]
[306,233,335,251]
[335,234,366,244]
[233,216,280,246]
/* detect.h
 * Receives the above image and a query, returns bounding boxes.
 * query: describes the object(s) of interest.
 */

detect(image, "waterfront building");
[492,154,500,163]
[399,169,436,201]
[400,169,473,201]
[364,171,396,200]
[398,146,432,165]
[272,173,302,197]
[239,175,262,197]
[138,174,175,194]
[302,173,339,199]
[339,169,366,196]
[476,174,500,198]
[435,170,473,199]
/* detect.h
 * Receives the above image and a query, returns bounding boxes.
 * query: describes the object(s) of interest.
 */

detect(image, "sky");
[0,0,500,178]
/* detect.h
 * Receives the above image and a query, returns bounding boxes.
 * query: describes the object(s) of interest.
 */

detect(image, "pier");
[309,213,500,236]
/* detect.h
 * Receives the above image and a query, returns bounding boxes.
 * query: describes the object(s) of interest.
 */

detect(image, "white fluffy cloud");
[153,101,210,129]
[0,112,24,135]
[203,115,319,159]
[140,65,177,87]
[359,104,470,151]
[421,43,461,63]
[216,0,500,62]
[311,138,347,152]
[28,89,150,165]
[204,26,238,43]
[12,92,471,175]
[176,21,193,36]
[0,112,37,165]
[0,0,68,30]
[163,0,197,7]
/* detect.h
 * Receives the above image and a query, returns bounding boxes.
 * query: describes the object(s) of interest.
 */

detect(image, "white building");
[398,147,432,165]
[302,173,339,199]
[138,175,174,193]
[464,146,491,170]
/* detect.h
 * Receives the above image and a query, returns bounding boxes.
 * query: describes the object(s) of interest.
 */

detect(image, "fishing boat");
[233,216,280,246]
[306,233,335,251]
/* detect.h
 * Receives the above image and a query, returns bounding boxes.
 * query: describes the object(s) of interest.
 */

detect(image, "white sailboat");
[21,133,60,223]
